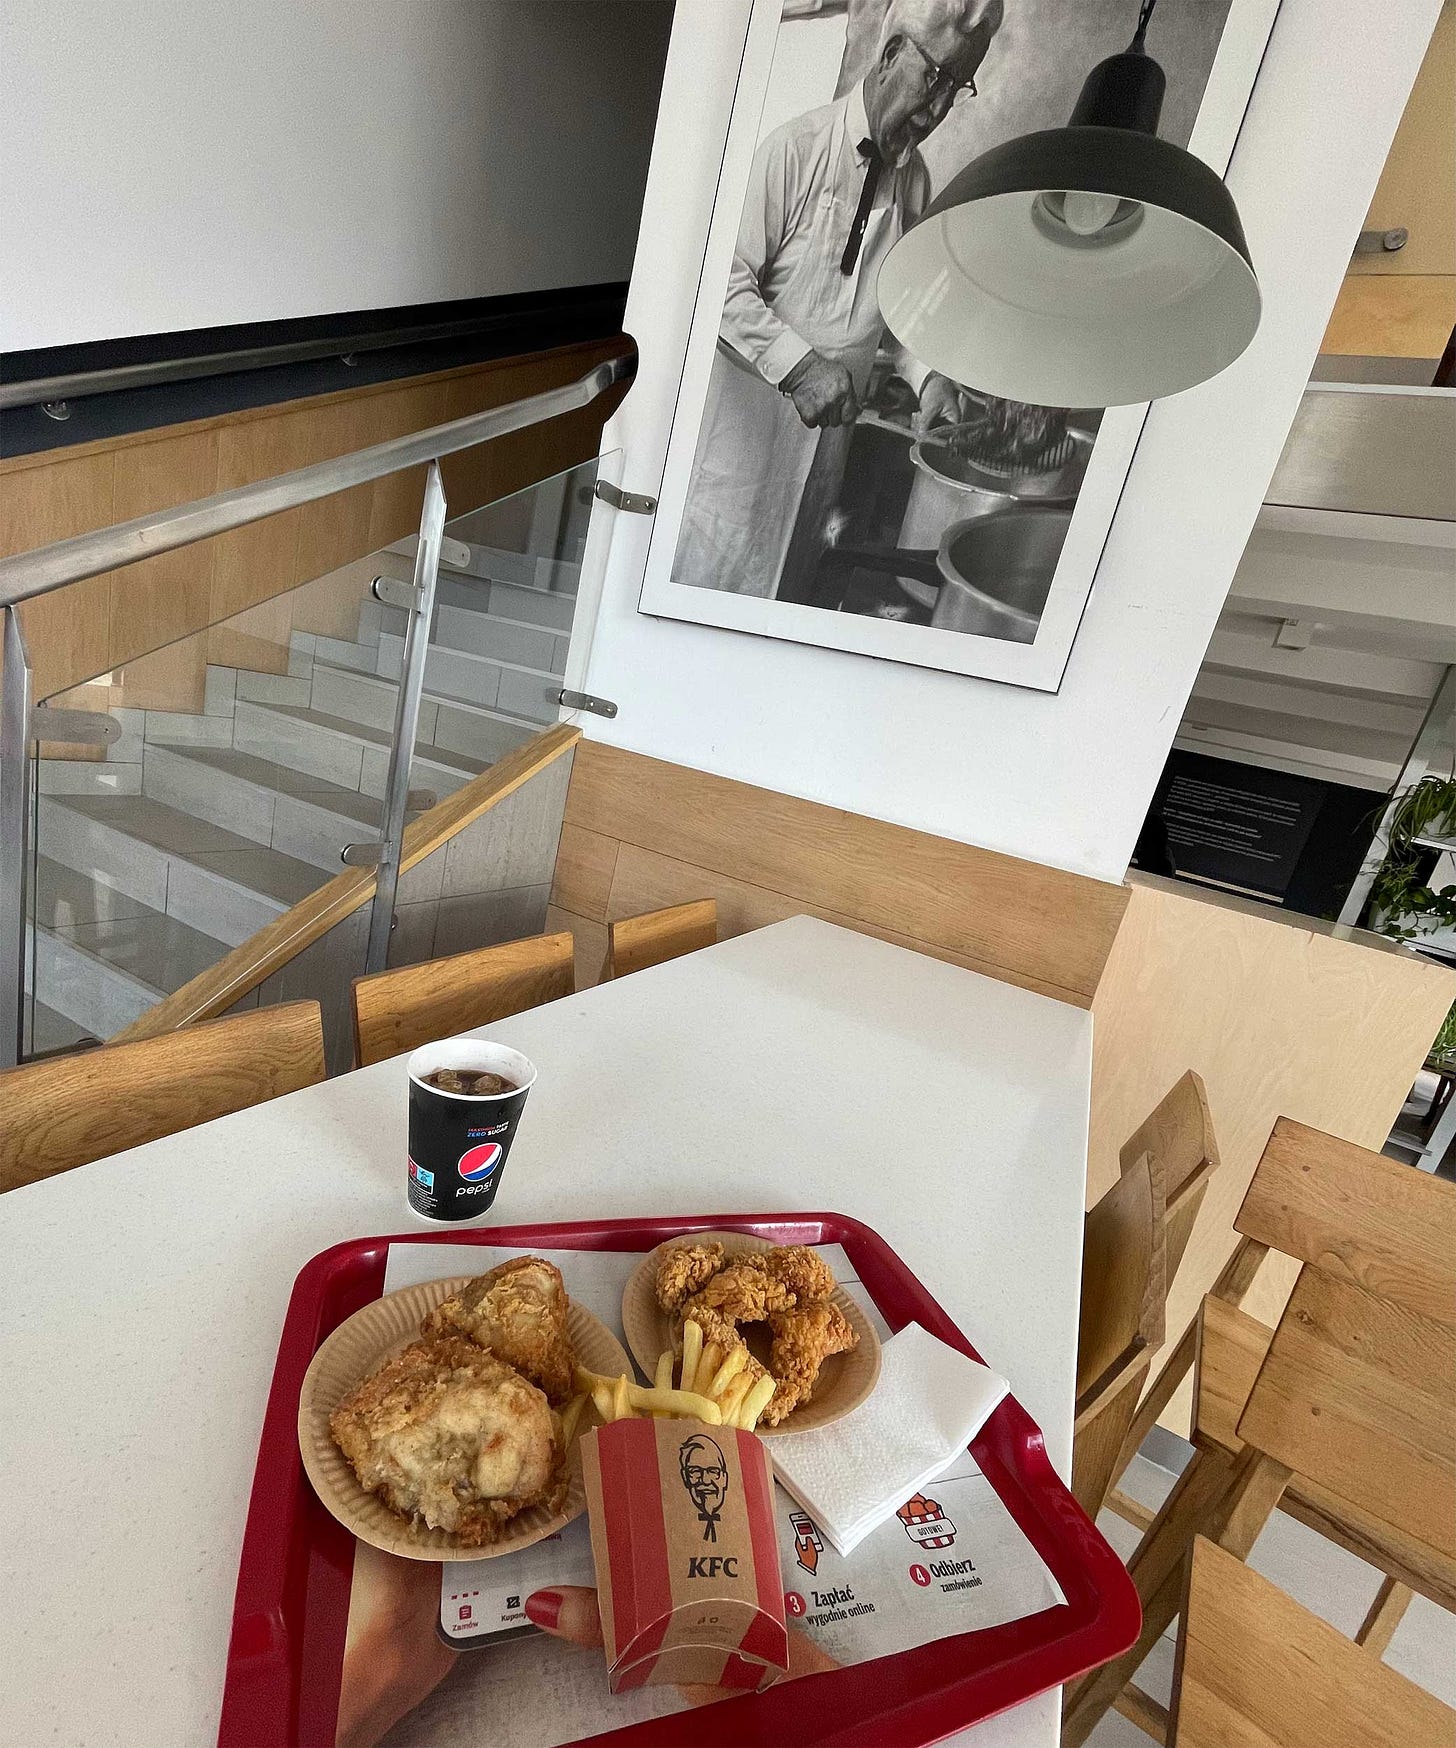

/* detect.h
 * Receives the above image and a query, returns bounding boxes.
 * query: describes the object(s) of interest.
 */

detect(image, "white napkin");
[770,1322,1010,1555]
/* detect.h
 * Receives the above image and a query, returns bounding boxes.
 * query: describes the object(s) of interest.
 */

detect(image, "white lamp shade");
[877,127,1260,408]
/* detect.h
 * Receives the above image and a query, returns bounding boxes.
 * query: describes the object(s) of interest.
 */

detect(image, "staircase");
[25,544,577,1056]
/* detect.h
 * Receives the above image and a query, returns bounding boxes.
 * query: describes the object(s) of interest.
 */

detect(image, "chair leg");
[1113,1684,1170,1742]
[1106,1321,1197,1502]
[1356,1576,1413,1657]
[1103,1241,1269,1514]
[1063,1445,1289,1748]
[1062,1448,1235,1746]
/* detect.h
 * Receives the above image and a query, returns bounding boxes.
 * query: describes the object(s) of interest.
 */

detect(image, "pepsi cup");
[406,1038,537,1222]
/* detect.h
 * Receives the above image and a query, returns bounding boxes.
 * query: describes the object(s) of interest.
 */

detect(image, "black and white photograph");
[640,0,1276,689]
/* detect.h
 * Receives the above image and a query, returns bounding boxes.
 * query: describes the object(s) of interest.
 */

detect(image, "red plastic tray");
[218,1213,1138,1747]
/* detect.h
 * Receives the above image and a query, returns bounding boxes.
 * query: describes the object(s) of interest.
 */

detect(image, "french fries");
[573,1320,782,1432]
[559,1391,588,1446]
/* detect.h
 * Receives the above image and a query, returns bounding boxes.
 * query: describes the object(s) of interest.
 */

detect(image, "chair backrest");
[1236,1262,1456,1564]
[1174,1536,1456,1748]
[1236,1116,1456,1322]
[607,900,718,980]
[351,932,574,1069]
[0,1001,326,1193]
[1119,1069,1219,1285]
[1078,1150,1167,1399]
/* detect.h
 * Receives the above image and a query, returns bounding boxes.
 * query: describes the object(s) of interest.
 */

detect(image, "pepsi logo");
[457,1142,503,1182]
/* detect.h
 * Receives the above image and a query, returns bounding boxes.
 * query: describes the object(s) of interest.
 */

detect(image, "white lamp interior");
[879,190,1260,407]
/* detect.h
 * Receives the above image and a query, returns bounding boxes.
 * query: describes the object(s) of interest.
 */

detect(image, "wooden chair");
[1072,1150,1167,1519]
[606,900,717,980]
[1104,1071,1221,1525]
[1173,1537,1456,1748]
[351,932,574,1069]
[1063,1118,1456,1745]
[0,1001,326,1193]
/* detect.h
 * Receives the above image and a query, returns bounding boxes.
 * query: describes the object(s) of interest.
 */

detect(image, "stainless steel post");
[364,462,447,974]
[0,607,35,1068]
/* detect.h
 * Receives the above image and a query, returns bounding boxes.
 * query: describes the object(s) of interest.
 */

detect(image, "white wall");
[0,0,673,353]
[572,0,1439,884]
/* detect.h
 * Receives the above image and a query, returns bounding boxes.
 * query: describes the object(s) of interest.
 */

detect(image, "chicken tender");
[330,1336,563,1545]
[762,1301,858,1426]
[686,1262,796,1324]
[743,1245,836,1302]
[670,1303,769,1389]
[654,1241,726,1311]
[423,1256,575,1404]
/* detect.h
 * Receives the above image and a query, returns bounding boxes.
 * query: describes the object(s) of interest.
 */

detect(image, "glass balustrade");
[16,447,612,1069]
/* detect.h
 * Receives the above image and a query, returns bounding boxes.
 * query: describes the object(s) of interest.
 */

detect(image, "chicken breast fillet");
[330,1335,563,1545]
[423,1256,576,1404]
[742,1245,837,1302]
[762,1301,858,1426]
[654,1241,727,1311]
[685,1263,796,1324]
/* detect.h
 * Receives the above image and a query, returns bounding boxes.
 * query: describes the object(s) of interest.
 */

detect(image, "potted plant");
[1387,773,1456,853]
[1367,854,1456,943]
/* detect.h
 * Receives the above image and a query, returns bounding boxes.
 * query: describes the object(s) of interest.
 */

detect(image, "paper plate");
[622,1231,881,1437]
[298,1274,630,1562]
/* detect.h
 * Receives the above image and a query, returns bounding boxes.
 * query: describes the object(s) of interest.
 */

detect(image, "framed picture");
[637,0,1280,690]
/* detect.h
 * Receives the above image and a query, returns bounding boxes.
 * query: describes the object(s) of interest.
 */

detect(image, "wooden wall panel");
[292,400,377,594]
[553,741,1129,1005]
[1088,874,1456,1433]
[1321,274,1456,360]
[0,336,625,704]
[3,453,115,701]
[108,430,219,669]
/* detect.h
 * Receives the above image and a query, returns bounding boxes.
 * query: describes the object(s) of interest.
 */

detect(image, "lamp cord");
[1131,0,1159,47]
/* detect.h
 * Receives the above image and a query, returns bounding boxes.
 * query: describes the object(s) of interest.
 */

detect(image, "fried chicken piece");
[423,1256,575,1404]
[685,1262,796,1324]
[762,1301,858,1426]
[670,1303,769,1388]
[654,1241,726,1311]
[742,1246,836,1302]
[330,1335,563,1545]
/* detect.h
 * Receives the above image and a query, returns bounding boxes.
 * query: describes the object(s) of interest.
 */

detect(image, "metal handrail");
[0,308,616,412]
[0,348,634,610]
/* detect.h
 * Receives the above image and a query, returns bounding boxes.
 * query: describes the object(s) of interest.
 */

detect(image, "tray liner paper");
[331,1243,1065,1748]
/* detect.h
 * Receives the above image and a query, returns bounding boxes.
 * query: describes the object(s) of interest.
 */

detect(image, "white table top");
[0,916,1092,1748]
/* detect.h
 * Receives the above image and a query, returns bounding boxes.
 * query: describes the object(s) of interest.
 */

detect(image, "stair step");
[37,794,319,947]
[141,742,386,871]
[307,658,542,762]
[374,634,563,725]
[232,700,484,800]
[28,1000,95,1057]
[432,602,569,674]
[435,572,576,633]
[28,883,227,1039]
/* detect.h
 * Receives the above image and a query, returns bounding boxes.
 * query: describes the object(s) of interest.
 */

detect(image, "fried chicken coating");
[762,1301,858,1425]
[654,1241,726,1311]
[670,1303,769,1388]
[422,1256,575,1404]
[685,1262,796,1323]
[330,1335,563,1545]
[742,1245,836,1302]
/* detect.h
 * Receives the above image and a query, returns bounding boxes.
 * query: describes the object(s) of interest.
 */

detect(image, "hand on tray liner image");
[335,1547,841,1748]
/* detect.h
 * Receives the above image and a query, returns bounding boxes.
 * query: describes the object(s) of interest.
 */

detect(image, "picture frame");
[637,0,1281,691]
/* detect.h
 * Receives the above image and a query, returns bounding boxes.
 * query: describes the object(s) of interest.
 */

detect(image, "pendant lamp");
[876,0,1260,408]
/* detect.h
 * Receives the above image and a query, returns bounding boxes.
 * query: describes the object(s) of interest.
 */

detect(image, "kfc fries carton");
[580,1417,789,1693]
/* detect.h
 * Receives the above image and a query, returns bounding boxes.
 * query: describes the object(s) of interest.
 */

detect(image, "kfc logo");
[678,1433,729,1543]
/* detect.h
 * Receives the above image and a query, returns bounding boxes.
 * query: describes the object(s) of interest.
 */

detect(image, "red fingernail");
[524,1589,562,1630]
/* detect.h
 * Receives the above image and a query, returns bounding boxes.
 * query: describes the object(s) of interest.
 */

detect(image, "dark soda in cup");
[406,1038,537,1222]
